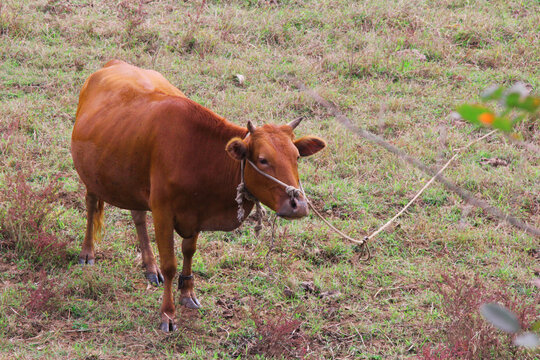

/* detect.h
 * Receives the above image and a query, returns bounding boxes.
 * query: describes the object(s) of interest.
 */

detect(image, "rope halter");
[235,156,303,235]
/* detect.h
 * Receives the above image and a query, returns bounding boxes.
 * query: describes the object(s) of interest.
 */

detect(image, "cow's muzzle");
[277,196,308,219]
[238,158,309,220]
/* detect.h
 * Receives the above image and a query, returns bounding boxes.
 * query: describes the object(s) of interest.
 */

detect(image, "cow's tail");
[93,199,104,243]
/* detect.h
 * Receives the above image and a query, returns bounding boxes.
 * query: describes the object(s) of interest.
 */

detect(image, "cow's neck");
[190,111,255,232]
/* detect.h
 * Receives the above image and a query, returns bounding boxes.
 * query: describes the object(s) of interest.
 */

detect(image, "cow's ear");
[226,137,248,161]
[294,136,326,157]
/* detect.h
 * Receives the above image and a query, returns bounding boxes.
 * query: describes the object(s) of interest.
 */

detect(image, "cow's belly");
[72,139,151,211]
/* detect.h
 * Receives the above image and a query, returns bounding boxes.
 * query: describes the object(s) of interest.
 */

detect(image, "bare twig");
[288,76,540,237]
[64,328,92,333]
[351,324,367,348]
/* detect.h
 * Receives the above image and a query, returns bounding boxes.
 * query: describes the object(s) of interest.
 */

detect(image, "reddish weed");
[249,309,307,359]
[25,269,58,316]
[420,273,538,359]
[117,0,148,37]
[0,170,69,265]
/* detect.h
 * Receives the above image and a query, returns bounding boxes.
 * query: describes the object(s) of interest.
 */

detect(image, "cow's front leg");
[179,233,200,309]
[153,209,177,332]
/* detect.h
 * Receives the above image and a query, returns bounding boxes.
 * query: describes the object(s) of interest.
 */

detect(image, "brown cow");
[71,60,326,331]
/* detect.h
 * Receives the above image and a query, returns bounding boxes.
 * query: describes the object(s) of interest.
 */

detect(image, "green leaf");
[456,104,493,126]
[480,303,521,333]
[491,116,514,132]
[513,332,540,349]
[481,85,504,101]
[505,92,521,108]
[531,320,540,332]
[505,93,540,113]
[516,96,540,112]
[456,104,516,132]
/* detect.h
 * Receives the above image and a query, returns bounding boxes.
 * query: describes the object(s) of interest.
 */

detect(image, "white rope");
[234,124,497,262]
[236,159,266,235]
[298,181,371,260]
[364,129,497,242]
[246,159,303,197]
[239,157,371,259]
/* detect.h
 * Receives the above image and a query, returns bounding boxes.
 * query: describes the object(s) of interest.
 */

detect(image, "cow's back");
[76,60,185,117]
[72,60,187,210]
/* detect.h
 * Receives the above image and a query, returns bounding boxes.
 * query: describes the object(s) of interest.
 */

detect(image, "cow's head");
[226,119,326,219]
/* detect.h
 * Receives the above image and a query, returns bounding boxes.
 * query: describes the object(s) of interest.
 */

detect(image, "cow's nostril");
[290,198,297,209]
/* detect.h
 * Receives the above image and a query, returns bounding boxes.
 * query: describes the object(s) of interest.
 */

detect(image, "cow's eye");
[259,158,268,165]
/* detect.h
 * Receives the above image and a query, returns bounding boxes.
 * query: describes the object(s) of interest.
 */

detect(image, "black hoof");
[146,272,164,286]
[160,320,177,332]
[180,296,200,309]
[78,256,95,265]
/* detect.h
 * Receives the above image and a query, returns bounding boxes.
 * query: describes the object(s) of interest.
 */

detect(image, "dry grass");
[0,0,539,359]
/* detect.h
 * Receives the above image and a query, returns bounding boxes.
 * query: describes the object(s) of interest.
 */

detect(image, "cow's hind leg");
[79,192,104,265]
[131,210,163,286]
[178,233,200,309]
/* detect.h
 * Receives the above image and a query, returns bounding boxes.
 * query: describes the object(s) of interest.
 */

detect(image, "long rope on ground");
[366,130,495,242]
[288,76,540,238]
[301,128,494,261]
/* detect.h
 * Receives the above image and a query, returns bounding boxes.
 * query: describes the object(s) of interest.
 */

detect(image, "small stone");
[233,74,245,86]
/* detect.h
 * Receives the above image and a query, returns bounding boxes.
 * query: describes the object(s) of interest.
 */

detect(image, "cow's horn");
[247,121,256,133]
[288,117,303,130]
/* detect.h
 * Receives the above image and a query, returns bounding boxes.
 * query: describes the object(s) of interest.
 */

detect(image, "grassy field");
[0,0,539,358]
